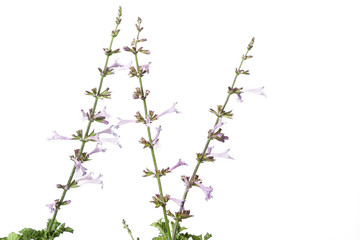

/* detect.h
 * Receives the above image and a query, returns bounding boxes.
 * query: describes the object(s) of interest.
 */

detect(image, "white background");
[1,1,360,240]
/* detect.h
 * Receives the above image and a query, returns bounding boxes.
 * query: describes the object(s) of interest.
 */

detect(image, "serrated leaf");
[19,228,41,240]
[204,233,212,240]
[150,219,167,239]
[190,234,202,240]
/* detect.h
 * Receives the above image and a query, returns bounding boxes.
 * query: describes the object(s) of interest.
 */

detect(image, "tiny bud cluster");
[85,87,112,100]
[133,87,150,100]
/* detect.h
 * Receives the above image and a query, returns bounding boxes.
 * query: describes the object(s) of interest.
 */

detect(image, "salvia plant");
[1,6,265,240]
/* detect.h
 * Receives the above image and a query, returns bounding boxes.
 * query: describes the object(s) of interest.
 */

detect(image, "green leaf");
[19,228,42,240]
[151,219,168,240]
[7,233,20,240]
[190,235,202,240]
[45,219,73,238]
[204,233,212,240]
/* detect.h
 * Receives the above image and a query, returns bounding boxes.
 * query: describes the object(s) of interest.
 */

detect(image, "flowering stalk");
[125,18,172,240]
[46,7,123,234]
[171,38,257,240]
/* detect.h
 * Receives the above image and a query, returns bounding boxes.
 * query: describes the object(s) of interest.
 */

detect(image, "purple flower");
[76,172,103,189]
[237,86,266,102]
[87,125,121,147]
[194,181,213,201]
[99,135,121,148]
[169,197,185,210]
[73,158,87,177]
[109,59,132,71]
[88,144,107,156]
[123,46,131,51]
[140,62,151,74]
[46,201,56,213]
[169,159,188,172]
[212,119,224,133]
[206,146,215,155]
[81,107,110,124]
[158,103,180,118]
[47,131,73,140]
[216,133,229,142]
[115,117,136,128]
[87,135,99,142]
[93,106,110,125]
[81,109,88,121]
[181,176,190,190]
[152,125,162,147]
[145,115,151,127]
[206,147,234,159]
[98,125,117,136]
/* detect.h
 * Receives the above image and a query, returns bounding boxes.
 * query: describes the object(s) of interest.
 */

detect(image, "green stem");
[171,46,252,240]
[46,16,121,233]
[133,29,172,240]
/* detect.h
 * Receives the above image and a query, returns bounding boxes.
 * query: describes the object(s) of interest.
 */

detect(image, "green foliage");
[0,219,73,240]
[0,232,21,240]
[151,219,211,240]
[151,219,168,240]
[46,219,73,239]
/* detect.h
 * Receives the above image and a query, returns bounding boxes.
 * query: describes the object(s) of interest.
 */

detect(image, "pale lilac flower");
[115,117,136,128]
[93,106,110,125]
[212,119,224,133]
[87,134,100,142]
[145,115,151,127]
[98,125,117,136]
[152,125,162,147]
[194,181,213,201]
[88,144,107,156]
[237,87,266,102]
[206,147,234,159]
[206,146,215,155]
[46,202,56,213]
[47,131,73,140]
[109,59,132,71]
[169,159,188,172]
[169,197,185,210]
[215,132,229,143]
[99,134,122,148]
[181,176,190,190]
[81,107,110,124]
[158,103,180,118]
[76,172,103,189]
[87,126,121,147]
[73,158,87,177]
[140,62,151,74]
[81,109,88,121]
[211,149,233,159]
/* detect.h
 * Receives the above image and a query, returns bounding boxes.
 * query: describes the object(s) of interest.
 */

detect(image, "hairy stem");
[171,41,253,240]
[46,9,122,233]
[132,26,172,240]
